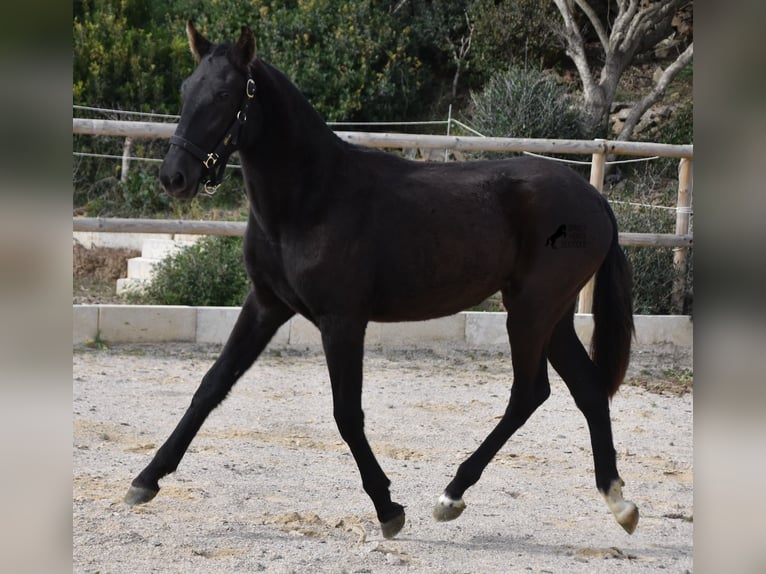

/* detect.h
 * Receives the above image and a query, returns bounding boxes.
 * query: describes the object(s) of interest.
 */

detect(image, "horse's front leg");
[125,287,294,505]
[319,315,405,539]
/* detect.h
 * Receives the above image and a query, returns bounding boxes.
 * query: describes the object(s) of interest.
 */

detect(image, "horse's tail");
[590,209,634,398]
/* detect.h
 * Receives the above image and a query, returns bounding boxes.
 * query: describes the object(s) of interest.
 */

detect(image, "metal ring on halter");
[203,180,221,195]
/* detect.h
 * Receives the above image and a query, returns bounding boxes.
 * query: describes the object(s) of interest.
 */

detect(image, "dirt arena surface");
[73,344,692,573]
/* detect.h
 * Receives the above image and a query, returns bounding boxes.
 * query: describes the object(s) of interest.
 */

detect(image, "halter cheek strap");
[169,76,256,194]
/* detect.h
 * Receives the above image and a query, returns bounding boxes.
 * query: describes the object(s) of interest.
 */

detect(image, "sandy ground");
[73,344,692,573]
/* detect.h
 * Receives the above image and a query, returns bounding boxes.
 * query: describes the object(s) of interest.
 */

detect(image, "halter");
[169,75,256,194]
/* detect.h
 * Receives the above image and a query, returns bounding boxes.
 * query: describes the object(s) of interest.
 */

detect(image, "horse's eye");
[216,91,230,101]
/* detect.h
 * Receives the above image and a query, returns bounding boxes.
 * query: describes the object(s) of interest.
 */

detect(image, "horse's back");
[360,153,610,260]
[361,153,602,216]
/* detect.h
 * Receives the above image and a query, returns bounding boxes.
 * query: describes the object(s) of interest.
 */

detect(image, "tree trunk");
[581,87,609,137]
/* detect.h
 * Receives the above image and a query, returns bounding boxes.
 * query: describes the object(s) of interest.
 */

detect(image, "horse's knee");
[190,373,232,409]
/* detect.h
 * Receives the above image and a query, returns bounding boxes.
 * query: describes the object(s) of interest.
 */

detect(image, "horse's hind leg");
[434,297,553,521]
[125,287,294,505]
[548,309,638,533]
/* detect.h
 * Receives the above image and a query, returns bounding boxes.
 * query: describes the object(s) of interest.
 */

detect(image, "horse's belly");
[369,254,510,322]
[370,285,501,322]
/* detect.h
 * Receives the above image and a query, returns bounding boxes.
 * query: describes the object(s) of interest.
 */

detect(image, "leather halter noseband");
[169,75,256,194]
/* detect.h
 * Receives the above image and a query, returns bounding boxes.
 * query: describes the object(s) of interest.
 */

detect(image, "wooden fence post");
[577,140,607,314]
[120,137,133,183]
[444,104,452,162]
[671,158,693,313]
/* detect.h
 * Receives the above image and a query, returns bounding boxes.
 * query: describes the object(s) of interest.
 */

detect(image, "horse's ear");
[186,20,212,63]
[234,25,257,68]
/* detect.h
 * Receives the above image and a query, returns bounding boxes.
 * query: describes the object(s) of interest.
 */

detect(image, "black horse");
[125,22,638,539]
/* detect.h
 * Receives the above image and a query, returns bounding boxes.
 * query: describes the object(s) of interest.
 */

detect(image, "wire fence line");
[73,105,181,120]
[74,104,466,128]
[520,150,660,167]
[73,148,686,214]
[73,147,662,168]
[609,200,692,214]
[73,151,241,170]
[74,151,163,164]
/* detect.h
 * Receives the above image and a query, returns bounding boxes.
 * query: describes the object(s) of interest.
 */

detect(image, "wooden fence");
[73,118,693,313]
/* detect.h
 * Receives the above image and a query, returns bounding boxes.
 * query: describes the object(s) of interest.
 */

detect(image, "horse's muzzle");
[159,155,200,199]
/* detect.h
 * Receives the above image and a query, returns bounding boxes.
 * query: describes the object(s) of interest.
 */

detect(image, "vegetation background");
[72,0,693,313]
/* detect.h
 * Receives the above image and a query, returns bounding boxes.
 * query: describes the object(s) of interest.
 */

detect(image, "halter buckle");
[246,78,256,98]
[203,152,220,169]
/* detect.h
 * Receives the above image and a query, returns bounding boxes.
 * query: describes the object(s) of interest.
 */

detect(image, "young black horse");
[125,22,639,539]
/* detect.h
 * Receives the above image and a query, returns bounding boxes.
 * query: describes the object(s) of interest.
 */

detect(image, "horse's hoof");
[603,479,639,534]
[124,484,159,506]
[380,509,406,539]
[615,501,639,534]
[432,493,466,522]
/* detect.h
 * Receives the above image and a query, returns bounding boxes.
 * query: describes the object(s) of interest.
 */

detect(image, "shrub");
[138,236,250,306]
[469,66,586,141]
[606,162,693,315]
[653,102,693,146]
[622,246,676,315]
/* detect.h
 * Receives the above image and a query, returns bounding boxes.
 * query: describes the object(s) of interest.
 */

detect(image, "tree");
[552,0,693,140]
[469,0,565,76]
[250,1,424,122]
[391,0,477,113]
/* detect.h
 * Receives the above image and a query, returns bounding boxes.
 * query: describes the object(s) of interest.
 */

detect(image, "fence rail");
[73,118,693,158]
[71,217,692,248]
[73,118,693,313]
[73,217,247,237]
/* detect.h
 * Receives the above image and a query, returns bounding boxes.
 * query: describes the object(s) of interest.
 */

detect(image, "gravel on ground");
[73,344,692,573]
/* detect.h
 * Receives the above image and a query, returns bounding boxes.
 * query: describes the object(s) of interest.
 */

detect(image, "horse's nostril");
[171,172,186,189]
[160,170,186,193]
[159,171,171,190]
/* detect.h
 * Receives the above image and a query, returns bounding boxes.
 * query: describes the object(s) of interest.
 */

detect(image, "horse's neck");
[240,63,345,233]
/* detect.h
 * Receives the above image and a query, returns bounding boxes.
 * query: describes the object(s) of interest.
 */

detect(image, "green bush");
[137,236,250,306]
[654,102,693,145]
[469,66,586,141]
[621,245,693,316]
[250,0,425,122]
[606,162,693,315]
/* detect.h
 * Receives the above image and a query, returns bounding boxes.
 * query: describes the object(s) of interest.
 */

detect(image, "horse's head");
[159,21,259,198]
